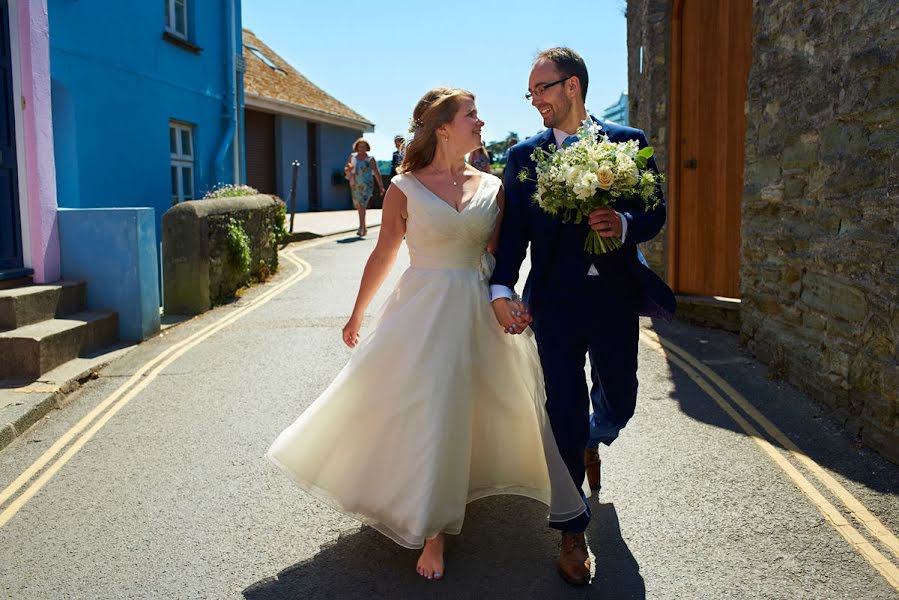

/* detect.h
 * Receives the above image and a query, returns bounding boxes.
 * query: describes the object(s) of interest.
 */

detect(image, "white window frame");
[165,0,189,41]
[170,121,195,204]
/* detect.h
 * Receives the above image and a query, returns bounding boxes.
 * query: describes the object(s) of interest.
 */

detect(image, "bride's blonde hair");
[398,87,475,174]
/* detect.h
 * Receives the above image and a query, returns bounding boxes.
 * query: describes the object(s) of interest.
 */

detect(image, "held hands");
[588,207,622,238]
[492,298,532,335]
[342,314,362,348]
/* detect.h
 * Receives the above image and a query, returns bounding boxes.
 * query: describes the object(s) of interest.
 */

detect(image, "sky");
[242,1,629,161]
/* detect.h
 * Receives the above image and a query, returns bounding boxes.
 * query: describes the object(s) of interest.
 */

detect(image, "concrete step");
[0,311,119,379]
[0,281,87,331]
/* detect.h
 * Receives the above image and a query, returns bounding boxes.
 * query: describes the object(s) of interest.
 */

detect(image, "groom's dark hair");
[535,47,588,103]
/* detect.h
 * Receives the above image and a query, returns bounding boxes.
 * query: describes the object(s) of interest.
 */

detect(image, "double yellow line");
[0,248,315,528]
[639,328,899,591]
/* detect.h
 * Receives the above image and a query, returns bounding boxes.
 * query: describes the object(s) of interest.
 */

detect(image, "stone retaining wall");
[162,195,283,315]
[741,0,898,460]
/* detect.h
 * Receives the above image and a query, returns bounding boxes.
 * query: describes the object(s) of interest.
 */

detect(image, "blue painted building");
[601,92,629,126]
[48,0,244,238]
[242,29,373,212]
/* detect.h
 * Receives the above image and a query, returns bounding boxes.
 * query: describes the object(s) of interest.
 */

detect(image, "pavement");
[285,209,382,241]
[0,210,381,453]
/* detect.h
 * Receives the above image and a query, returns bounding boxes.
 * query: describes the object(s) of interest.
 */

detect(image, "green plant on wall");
[271,202,288,246]
[226,217,251,273]
[266,202,288,274]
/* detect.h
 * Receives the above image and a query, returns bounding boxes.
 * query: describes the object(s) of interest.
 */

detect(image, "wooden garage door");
[670,0,752,298]
[245,109,276,195]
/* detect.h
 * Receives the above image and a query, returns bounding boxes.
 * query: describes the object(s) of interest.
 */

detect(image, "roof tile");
[242,29,373,128]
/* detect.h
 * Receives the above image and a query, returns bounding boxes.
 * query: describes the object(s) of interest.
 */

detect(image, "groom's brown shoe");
[557,532,591,586]
[584,448,601,491]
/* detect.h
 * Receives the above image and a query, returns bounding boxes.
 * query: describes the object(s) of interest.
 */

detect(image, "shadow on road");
[336,236,367,244]
[648,318,899,496]
[243,497,643,599]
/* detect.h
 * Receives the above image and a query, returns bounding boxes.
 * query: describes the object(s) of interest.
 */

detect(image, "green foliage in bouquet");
[519,120,663,254]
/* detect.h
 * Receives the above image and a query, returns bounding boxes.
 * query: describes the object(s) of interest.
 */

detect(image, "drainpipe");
[215,0,237,185]
[230,0,241,183]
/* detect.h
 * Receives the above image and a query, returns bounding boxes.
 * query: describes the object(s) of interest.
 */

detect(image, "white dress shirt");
[489,126,628,302]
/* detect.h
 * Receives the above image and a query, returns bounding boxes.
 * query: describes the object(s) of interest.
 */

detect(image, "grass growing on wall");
[225,218,251,273]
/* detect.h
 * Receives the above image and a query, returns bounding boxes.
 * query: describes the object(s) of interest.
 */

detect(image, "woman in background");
[345,138,384,236]
[468,145,491,173]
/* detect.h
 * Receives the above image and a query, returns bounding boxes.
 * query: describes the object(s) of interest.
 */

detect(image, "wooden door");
[0,0,22,271]
[245,109,276,194]
[669,0,752,298]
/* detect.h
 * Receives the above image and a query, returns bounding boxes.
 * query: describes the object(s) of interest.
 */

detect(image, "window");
[165,0,188,40]
[170,121,195,204]
[245,45,286,73]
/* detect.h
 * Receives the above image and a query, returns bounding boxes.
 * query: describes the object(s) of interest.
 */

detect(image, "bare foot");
[416,534,445,580]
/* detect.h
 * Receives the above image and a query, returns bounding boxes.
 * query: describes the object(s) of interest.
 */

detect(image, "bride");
[267,87,587,580]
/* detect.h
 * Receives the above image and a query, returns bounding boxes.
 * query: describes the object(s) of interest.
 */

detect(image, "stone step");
[675,294,741,333]
[0,311,119,379]
[0,281,87,331]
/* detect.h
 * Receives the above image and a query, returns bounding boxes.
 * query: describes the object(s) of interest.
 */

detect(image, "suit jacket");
[491,118,676,320]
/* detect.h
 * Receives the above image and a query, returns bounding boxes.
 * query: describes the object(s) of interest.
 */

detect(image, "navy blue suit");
[491,119,675,532]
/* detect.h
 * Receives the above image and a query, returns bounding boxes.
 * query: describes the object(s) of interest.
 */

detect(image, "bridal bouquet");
[519,119,662,254]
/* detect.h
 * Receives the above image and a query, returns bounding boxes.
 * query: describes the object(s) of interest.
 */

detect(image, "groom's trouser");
[588,247,649,447]
[532,272,639,533]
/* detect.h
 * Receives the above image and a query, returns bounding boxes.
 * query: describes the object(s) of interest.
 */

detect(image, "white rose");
[597,165,614,190]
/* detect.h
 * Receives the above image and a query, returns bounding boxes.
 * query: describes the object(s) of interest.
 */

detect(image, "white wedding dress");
[267,172,587,549]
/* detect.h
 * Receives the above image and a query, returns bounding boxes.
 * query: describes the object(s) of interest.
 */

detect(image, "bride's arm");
[342,184,407,348]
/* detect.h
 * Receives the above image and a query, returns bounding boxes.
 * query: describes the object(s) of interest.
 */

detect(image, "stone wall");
[741,1,898,461]
[162,195,283,315]
[626,0,671,276]
[626,0,899,462]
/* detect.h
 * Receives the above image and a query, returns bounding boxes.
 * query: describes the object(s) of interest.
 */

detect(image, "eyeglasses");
[525,75,572,101]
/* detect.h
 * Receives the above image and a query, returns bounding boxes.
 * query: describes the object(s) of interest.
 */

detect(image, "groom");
[490,47,675,586]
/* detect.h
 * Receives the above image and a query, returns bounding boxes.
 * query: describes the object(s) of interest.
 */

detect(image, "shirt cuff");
[490,285,514,302]
[619,212,628,243]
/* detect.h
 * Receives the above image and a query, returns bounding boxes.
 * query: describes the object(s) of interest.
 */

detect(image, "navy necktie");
[561,134,578,148]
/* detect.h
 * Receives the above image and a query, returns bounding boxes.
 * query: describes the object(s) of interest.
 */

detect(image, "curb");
[0,362,106,452]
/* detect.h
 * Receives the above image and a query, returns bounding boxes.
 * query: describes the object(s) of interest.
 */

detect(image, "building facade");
[242,29,373,212]
[48,0,244,238]
[601,92,630,126]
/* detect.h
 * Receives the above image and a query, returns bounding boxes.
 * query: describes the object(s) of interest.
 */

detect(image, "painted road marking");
[640,328,899,591]
[0,246,326,528]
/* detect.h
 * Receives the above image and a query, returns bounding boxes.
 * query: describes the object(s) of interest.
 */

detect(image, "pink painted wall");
[17,0,59,283]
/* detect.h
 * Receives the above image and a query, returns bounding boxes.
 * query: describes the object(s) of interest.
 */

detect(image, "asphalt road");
[0,231,896,599]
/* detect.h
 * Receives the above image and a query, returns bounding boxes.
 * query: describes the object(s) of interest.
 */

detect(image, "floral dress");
[350,154,375,208]
[469,150,491,173]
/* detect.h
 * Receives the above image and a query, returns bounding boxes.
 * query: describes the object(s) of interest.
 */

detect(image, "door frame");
[6,0,31,270]
[666,0,686,292]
